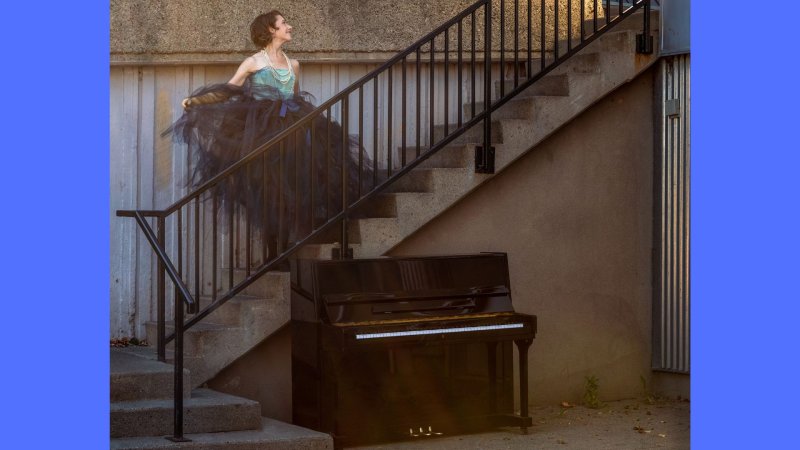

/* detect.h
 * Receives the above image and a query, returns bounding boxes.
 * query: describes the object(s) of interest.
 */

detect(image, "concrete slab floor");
[347,399,689,450]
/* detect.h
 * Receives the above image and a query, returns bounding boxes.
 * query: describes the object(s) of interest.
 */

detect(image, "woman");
[167,10,368,262]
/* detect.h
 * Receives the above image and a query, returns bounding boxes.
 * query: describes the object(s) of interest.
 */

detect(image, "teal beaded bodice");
[249,67,295,99]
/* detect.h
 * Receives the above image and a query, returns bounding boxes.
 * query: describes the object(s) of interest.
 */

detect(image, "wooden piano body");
[290,253,537,446]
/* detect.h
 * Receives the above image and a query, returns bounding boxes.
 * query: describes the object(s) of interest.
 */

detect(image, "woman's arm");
[181,57,258,109]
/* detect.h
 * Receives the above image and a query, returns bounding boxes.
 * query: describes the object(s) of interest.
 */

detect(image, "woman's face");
[270,15,293,43]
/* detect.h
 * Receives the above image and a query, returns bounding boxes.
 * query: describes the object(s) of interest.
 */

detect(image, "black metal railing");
[117,0,653,441]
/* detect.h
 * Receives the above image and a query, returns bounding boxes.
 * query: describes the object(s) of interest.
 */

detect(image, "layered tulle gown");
[164,65,371,255]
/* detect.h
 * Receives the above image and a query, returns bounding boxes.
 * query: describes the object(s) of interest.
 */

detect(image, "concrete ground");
[347,398,689,450]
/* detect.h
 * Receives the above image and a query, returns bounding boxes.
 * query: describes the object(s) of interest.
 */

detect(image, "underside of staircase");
[117,7,660,446]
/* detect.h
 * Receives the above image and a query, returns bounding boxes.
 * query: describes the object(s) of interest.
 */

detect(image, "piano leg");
[486,341,498,414]
[514,339,533,434]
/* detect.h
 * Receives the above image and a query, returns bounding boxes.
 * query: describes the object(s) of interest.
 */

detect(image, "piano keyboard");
[355,323,526,340]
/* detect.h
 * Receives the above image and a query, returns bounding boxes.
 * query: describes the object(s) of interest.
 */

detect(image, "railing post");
[476,0,496,174]
[157,216,166,362]
[167,287,190,442]
[636,0,654,54]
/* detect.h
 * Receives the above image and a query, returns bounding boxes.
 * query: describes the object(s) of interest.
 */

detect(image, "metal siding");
[654,54,689,373]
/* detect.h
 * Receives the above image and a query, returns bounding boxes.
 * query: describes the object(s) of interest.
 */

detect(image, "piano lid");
[298,253,515,324]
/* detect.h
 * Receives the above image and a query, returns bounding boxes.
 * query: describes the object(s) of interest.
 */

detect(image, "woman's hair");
[250,10,284,48]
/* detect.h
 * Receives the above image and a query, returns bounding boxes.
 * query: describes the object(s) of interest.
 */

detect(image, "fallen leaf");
[561,401,574,408]
[658,434,667,438]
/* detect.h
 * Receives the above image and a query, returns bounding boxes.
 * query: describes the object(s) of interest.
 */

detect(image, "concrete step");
[433,120,503,145]
[493,73,572,100]
[146,321,237,359]
[110,417,333,450]
[218,269,290,299]
[111,348,190,402]
[110,388,261,438]
[393,144,471,170]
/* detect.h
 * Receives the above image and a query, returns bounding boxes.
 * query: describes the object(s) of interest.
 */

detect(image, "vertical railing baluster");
[244,166,251,277]
[457,19,463,129]
[402,57,407,167]
[310,118,316,229]
[527,0,532,77]
[262,154,268,260]
[171,287,186,442]
[554,0,559,60]
[340,97,349,258]
[194,197,200,304]
[606,0,611,26]
[541,0,546,70]
[295,129,300,243]
[211,193,217,302]
[326,110,331,217]
[429,38,435,148]
[444,27,449,137]
[514,0,519,88]
[471,11,476,120]
[358,88,363,198]
[482,1,492,169]
[227,198,233,289]
[278,140,286,254]
[388,65,393,177]
[416,48,421,158]
[157,215,166,361]
[594,0,598,34]
[567,0,572,52]
[373,78,378,188]
[580,0,585,43]
[500,0,505,98]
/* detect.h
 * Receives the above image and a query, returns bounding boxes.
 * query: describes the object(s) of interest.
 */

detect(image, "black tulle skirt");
[164,83,372,245]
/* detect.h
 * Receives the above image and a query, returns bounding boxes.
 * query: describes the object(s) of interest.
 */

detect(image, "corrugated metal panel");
[110,61,498,338]
[653,54,690,373]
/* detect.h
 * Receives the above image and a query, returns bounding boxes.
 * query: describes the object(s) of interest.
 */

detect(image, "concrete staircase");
[132,9,660,432]
[110,347,332,449]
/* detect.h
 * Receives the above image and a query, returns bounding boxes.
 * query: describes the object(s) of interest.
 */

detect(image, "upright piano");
[291,253,537,446]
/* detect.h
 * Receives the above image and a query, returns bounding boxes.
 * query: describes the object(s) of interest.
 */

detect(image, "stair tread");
[111,388,256,411]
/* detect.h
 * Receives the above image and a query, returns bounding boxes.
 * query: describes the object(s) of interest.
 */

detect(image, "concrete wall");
[111,0,600,64]
[387,68,656,405]
[209,68,656,414]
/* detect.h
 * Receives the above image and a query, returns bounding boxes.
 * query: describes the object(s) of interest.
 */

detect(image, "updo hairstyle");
[250,10,284,48]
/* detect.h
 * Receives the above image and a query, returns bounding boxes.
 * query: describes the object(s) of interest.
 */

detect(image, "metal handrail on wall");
[117,0,652,441]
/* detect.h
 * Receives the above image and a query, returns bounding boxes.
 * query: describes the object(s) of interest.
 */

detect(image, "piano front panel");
[319,341,515,444]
